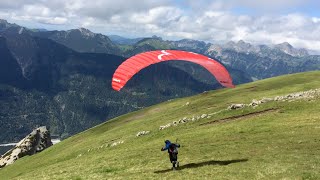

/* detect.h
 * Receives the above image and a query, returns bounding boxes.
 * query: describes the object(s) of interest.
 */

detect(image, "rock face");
[0,126,52,168]
[136,131,150,137]
[228,104,245,110]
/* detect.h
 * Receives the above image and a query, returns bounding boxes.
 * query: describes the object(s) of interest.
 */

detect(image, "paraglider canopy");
[112,50,235,91]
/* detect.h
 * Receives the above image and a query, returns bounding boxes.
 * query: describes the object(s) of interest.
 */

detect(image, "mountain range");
[0,19,319,144]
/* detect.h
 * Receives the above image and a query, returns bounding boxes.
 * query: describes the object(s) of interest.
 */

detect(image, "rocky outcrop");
[229,88,320,109]
[0,126,52,168]
[136,131,150,137]
[159,114,211,130]
[228,104,245,110]
[159,88,320,130]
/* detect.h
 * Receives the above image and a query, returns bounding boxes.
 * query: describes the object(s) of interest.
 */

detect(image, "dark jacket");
[161,140,180,154]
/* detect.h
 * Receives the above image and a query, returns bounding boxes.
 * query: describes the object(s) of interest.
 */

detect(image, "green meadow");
[0,71,319,179]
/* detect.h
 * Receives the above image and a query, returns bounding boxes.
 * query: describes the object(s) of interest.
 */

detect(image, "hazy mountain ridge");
[2,19,317,81]
[128,36,320,80]
[109,35,144,45]
[32,28,121,55]
[206,40,309,57]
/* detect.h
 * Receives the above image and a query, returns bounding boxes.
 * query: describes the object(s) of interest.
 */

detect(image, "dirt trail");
[200,108,278,126]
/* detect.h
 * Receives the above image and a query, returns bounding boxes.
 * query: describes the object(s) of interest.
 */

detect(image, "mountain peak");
[236,40,252,48]
[78,27,90,32]
[226,41,236,46]
[237,40,246,44]
[0,19,18,29]
[65,27,95,38]
[223,40,254,53]
[77,27,95,37]
[275,42,308,57]
[151,35,162,40]
[0,19,8,24]
[277,42,293,48]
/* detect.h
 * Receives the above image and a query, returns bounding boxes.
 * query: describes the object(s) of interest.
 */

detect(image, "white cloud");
[225,14,320,52]
[312,17,320,23]
[0,0,319,53]
[185,0,309,13]
[23,5,51,17]
[11,15,68,25]
[230,0,305,10]
[39,17,68,25]
[130,6,182,24]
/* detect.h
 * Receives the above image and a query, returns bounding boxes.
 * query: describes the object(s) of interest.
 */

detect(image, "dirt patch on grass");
[124,113,146,123]
[124,107,161,123]
[200,108,279,126]
[245,86,257,89]
[244,86,257,91]
[149,107,162,113]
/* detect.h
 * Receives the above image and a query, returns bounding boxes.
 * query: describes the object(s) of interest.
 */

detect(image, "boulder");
[260,97,273,103]
[201,114,208,118]
[136,131,150,137]
[0,126,52,168]
[159,123,172,130]
[228,104,245,110]
[110,141,124,147]
[249,99,261,106]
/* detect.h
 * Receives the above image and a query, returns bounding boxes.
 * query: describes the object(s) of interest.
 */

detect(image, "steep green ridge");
[0,71,319,179]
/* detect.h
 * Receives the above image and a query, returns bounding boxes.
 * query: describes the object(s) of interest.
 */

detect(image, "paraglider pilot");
[161,140,180,170]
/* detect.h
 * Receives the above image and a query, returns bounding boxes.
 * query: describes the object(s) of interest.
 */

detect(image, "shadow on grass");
[154,159,248,174]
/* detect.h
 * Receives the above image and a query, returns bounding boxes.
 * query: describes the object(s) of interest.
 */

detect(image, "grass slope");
[1,71,320,179]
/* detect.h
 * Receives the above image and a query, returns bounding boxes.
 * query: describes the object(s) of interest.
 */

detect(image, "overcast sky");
[1,0,320,53]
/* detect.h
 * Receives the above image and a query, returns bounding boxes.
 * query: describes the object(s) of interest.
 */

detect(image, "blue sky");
[0,0,319,52]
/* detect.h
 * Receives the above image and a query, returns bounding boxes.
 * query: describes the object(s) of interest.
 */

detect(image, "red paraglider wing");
[112,50,235,91]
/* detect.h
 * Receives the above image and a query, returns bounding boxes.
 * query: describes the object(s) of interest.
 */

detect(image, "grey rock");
[0,126,52,168]
[228,104,245,110]
[201,114,208,118]
[136,131,150,137]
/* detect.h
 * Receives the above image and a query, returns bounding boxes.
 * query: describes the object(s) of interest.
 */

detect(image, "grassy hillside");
[1,71,320,179]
